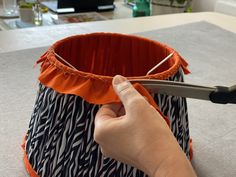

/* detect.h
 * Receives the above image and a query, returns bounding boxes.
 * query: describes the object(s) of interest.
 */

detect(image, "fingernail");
[113,75,127,85]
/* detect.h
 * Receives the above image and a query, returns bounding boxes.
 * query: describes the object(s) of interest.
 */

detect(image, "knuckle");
[100,147,110,157]
[119,86,134,96]
[116,81,131,93]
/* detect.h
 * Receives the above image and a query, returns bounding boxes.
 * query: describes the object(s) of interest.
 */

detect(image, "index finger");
[96,103,123,120]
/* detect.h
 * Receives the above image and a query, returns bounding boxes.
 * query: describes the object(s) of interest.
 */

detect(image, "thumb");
[112,75,145,110]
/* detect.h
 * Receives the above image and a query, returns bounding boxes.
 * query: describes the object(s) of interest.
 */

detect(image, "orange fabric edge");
[190,138,193,160]
[21,134,193,177]
[21,127,193,177]
[134,84,193,161]
[134,83,170,126]
[22,137,40,177]
[36,33,190,105]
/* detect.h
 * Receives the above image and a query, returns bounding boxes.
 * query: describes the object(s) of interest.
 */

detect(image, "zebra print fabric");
[25,69,190,177]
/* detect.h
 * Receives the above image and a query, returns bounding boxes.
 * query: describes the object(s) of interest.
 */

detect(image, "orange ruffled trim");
[37,33,190,105]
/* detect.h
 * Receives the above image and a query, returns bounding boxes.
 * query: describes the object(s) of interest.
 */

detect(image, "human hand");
[94,75,196,177]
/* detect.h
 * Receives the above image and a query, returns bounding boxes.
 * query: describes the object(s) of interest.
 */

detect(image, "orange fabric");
[190,138,193,160]
[133,83,170,126]
[37,33,190,105]
[22,138,40,177]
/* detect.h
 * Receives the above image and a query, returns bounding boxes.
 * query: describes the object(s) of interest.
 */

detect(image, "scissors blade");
[129,79,216,101]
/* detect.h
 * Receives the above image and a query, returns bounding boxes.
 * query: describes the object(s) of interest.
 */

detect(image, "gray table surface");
[0,21,236,177]
[137,21,236,177]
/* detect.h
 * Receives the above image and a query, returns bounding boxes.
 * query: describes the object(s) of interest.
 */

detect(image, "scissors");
[53,51,236,104]
[129,79,236,104]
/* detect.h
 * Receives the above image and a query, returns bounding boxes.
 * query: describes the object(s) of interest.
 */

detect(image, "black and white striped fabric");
[25,69,190,177]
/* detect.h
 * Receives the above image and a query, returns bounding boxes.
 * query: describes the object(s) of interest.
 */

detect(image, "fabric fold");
[36,33,190,105]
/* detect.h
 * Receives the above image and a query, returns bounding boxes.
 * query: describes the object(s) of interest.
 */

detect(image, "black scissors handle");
[210,85,236,104]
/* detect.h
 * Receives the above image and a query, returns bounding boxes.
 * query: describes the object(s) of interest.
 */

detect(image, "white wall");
[192,0,218,12]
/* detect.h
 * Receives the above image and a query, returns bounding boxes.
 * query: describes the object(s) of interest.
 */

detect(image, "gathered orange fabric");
[37,33,189,105]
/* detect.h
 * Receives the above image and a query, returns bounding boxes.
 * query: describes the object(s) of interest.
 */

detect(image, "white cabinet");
[215,0,236,16]
[192,0,218,11]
